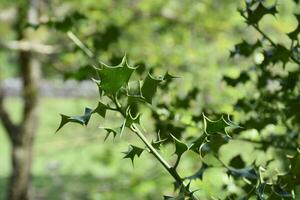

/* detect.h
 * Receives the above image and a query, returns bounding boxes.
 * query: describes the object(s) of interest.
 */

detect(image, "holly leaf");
[56,107,93,132]
[270,45,291,66]
[227,166,257,180]
[103,121,126,140]
[230,40,261,57]
[97,56,136,95]
[171,134,188,157]
[245,3,278,25]
[203,114,231,135]
[223,71,250,87]
[188,134,206,154]
[200,134,230,157]
[123,145,144,164]
[125,107,141,127]
[141,73,162,103]
[93,101,107,118]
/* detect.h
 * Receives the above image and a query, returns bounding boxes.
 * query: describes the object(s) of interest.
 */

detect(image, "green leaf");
[245,3,277,25]
[141,73,162,103]
[56,107,93,132]
[93,101,107,118]
[171,134,188,157]
[163,71,179,80]
[188,134,206,154]
[125,107,141,127]
[203,114,230,135]
[227,166,257,180]
[123,145,144,164]
[223,71,250,87]
[97,55,136,95]
[288,152,300,176]
[230,40,261,57]
[127,81,143,98]
[103,122,126,140]
[200,134,230,157]
[151,131,167,150]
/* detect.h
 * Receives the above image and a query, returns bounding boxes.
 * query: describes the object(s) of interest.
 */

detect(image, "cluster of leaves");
[57,0,300,199]
[223,0,300,199]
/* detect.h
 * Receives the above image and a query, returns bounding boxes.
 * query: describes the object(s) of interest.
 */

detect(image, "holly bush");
[57,0,300,199]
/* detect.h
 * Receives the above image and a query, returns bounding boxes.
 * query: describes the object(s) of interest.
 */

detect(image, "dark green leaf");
[229,155,245,169]
[56,107,93,132]
[200,134,230,157]
[230,40,261,57]
[223,71,250,87]
[171,134,188,157]
[203,114,230,135]
[141,73,162,103]
[245,3,277,25]
[103,122,125,140]
[123,145,144,164]
[93,101,107,118]
[228,166,257,180]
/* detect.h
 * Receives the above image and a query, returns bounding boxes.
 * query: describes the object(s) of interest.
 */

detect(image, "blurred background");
[0,0,298,199]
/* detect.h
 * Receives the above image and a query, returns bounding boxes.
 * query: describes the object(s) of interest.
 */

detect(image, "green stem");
[130,124,199,200]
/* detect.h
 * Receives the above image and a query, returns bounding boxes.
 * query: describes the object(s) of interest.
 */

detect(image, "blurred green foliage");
[1,0,300,199]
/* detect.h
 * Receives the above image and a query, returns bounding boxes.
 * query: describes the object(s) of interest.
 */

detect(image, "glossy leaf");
[97,56,136,95]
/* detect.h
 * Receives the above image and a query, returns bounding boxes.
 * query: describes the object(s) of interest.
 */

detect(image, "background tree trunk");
[0,0,41,199]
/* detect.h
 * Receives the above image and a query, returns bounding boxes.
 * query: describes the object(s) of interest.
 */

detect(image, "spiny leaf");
[223,71,250,87]
[56,107,93,132]
[270,45,291,66]
[96,55,136,95]
[103,122,125,140]
[125,107,141,127]
[203,114,231,135]
[123,145,144,164]
[230,40,261,57]
[171,134,188,157]
[93,101,107,118]
[245,3,278,25]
